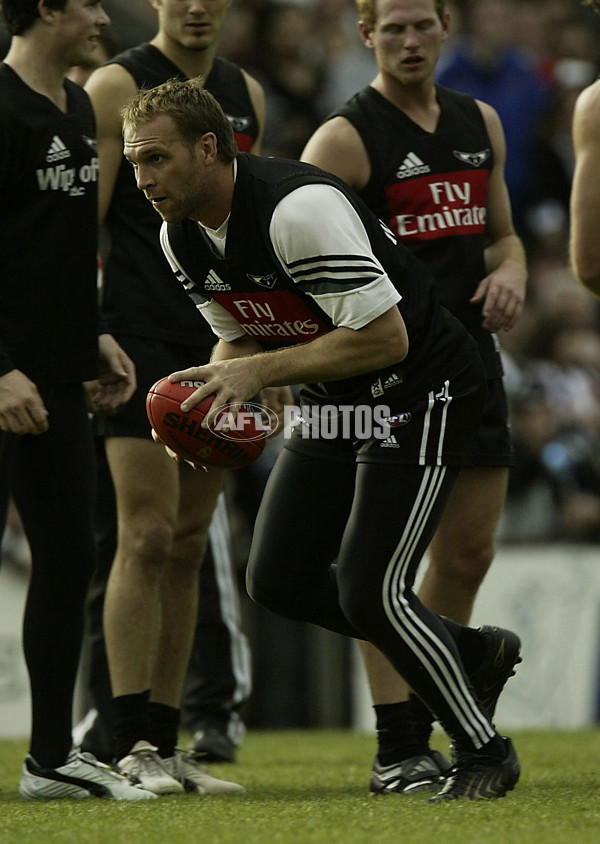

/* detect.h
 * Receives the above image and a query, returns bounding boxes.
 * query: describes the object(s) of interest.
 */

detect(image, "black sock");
[454,733,506,762]
[149,701,180,759]
[374,701,422,765]
[112,689,151,762]
[408,693,436,749]
[440,616,486,675]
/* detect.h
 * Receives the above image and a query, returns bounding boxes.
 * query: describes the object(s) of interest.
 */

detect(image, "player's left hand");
[260,386,294,435]
[85,334,137,415]
[470,259,526,333]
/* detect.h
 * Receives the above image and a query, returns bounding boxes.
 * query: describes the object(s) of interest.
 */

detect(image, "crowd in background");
[2,0,600,575]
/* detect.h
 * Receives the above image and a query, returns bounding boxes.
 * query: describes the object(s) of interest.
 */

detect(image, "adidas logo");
[204,269,231,292]
[407,759,437,777]
[372,373,403,397]
[46,135,71,163]
[383,373,403,390]
[380,437,400,448]
[396,152,430,179]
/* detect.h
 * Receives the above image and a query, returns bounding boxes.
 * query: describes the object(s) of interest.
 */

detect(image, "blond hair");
[121,77,238,162]
[356,0,447,29]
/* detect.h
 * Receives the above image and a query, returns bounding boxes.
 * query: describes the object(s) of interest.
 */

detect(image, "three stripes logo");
[396,152,431,179]
[204,269,231,292]
[46,135,71,163]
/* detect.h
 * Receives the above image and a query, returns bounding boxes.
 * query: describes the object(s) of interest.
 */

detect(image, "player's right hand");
[0,370,49,435]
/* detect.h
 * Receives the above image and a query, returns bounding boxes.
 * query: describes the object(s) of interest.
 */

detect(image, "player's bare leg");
[150,464,226,707]
[103,437,243,794]
[421,466,509,620]
[104,438,180,698]
[104,436,225,702]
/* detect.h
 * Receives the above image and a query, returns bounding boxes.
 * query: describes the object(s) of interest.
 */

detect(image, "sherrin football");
[146,377,269,469]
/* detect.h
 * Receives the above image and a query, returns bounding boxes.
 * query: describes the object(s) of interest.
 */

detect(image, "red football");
[146,377,269,469]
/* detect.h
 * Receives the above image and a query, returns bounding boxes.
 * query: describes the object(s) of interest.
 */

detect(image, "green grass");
[1,729,599,843]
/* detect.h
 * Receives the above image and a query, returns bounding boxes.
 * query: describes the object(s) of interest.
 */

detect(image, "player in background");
[571,0,600,299]
[0,0,151,800]
[81,0,278,794]
[301,0,526,793]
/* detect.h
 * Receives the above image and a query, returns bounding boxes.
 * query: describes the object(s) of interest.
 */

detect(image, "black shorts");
[472,376,513,467]
[93,335,215,439]
[287,356,488,468]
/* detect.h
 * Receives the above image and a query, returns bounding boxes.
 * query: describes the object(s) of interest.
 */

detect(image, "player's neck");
[151,32,218,81]
[372,73,440,133]
[3,38,68,110]
[194,161,235,230]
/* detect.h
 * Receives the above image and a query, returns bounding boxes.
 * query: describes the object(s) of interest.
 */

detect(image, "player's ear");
[38,0,58,25]
[198,132,219,164]
[358,20,375,48]
[441,10,451,41]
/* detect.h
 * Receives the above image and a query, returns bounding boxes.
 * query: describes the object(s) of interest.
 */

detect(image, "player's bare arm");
[85,63,138,223]
[243,72,266,154]
[170,305,408,425]
[470,102,527,333]
[571,78,600,298]
[300,116,371,191]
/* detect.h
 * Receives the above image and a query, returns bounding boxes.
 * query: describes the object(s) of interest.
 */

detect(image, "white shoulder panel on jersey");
[269,183,401,330]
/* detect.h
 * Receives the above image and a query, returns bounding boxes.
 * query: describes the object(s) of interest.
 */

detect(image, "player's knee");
[431,541,495,588]
[118,519,174,569]
[338,579,381,636]
[170,528,207,575]
[246,564,306,621]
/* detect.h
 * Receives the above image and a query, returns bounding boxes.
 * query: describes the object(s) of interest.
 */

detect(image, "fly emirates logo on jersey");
[386,169,488,241]
[213,289,331,343]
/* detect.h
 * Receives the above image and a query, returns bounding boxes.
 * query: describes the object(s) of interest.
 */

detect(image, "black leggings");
[247,443,495,751]
[0,384,96,767]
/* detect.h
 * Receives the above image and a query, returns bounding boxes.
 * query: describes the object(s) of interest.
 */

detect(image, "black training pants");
[0,384,96,767]
[247,440,495,751]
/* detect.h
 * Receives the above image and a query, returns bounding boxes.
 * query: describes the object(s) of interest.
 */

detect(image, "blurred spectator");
[522,8,600,249]
[250,2,327,157]
[524,61,596,252]
[525,322,600,430]
[436,0,554,233]
[98,0,156,50]
[314,0,377,117]
[500,306,600,543]
[498,377,600,543]
[215,1,378,158]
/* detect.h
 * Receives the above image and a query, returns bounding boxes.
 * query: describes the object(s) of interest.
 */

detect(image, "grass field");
[1,728,599,843]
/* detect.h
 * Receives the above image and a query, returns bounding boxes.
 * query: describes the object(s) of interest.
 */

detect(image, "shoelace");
[128,748,172,779]
[171,748,209,782]
[74,751,130,782]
